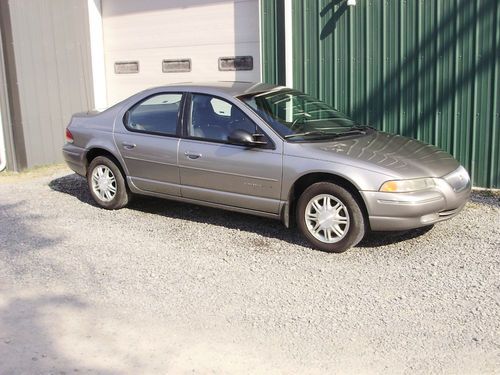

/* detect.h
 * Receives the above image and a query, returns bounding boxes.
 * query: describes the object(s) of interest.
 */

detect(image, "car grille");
[443,166,470,192]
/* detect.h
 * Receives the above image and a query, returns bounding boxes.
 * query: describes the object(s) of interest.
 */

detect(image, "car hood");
[286,131,460,178]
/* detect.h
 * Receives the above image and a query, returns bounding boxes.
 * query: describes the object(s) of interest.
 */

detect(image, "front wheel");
[87,156,130,209]
[296,182,366,253]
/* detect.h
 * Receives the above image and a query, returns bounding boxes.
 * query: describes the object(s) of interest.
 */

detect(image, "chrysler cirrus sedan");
[63,82,471,252]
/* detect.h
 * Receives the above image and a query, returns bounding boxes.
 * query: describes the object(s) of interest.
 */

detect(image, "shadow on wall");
[49,173,436,249]
[318,0,498,132]
[315,0,499,186]
[320,0,347,39]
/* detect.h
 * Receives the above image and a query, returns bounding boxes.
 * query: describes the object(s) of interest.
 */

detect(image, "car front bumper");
[361,167,471,231]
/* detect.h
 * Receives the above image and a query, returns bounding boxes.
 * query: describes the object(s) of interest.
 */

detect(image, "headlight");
[379,178,436,193]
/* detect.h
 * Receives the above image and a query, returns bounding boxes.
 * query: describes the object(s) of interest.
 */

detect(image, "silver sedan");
[63,82,471,252]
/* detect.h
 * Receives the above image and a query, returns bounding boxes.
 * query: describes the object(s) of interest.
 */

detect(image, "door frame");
[177,91,284,214]
[180,91,278,150]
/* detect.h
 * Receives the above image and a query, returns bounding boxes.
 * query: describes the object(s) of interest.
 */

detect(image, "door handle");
[184,151,202,160]
[122,142,136,150]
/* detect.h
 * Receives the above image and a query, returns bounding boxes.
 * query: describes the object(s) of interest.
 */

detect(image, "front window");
[188,93,258,142]
[240,89,367,141]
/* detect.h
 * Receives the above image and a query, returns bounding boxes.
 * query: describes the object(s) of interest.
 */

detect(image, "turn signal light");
[380,181,398,192]
[379,178,436,193]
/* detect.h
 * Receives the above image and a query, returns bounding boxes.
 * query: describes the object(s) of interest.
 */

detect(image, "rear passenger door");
[114,92,183,196]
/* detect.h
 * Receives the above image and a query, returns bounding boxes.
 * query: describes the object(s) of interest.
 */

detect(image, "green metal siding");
[262,0,500,188]
[260,0,285,85]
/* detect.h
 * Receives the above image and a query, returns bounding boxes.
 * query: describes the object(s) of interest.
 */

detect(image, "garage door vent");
[162,59,191,73]
[218,56,253,71]
[114,61,139,74]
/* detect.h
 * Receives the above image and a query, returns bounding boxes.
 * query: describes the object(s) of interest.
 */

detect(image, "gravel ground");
[0,167,499,374]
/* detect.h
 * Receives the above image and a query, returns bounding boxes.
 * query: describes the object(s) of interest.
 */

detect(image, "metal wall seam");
[0,108,6,171]
[284,0,293,87]
[490,0,500,188]
[0,0,27,170]
[0,22,13,171]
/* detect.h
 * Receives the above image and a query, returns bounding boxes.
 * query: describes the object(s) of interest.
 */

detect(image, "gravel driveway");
[1,167,499,374]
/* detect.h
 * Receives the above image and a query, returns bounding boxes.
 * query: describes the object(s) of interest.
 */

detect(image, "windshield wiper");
[285,130,328,139]
[284,129,367,139]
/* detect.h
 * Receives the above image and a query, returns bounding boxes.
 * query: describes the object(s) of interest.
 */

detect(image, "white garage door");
[102,0,261,105]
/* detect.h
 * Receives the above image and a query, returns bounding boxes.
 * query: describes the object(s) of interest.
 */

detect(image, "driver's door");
[178,93,283,214]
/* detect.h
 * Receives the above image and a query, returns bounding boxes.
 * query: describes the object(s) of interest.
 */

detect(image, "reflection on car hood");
[293,131,460,178]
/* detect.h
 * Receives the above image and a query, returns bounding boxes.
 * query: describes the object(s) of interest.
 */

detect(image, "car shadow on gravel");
[357,226,434,248]
[49,173,439,250]
[49,174,98,206]
[48,174,310,249]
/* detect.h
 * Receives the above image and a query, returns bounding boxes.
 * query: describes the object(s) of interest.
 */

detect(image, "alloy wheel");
[304,194,350,243]
[91,165,117,202]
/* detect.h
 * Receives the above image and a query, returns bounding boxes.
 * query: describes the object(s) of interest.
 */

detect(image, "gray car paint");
[178,138,282,213]
[63,82,471,231]
[114,129,181,196]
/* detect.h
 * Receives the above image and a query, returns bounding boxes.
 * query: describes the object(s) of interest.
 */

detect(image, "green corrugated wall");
[261,0,500,188]
[261,0,285,85]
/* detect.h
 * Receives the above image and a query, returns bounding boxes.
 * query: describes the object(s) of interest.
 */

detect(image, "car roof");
[150,81,285,97]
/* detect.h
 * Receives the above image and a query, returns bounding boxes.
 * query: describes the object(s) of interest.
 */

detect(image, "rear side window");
[125,93,182,136]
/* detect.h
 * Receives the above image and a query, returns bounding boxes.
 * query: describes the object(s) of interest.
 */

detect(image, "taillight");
[65,128,74,144]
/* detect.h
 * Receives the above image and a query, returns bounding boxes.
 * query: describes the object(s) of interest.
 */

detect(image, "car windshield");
[240,89,364,141]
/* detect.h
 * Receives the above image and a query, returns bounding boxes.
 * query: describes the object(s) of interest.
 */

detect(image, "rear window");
[125,93,182,136]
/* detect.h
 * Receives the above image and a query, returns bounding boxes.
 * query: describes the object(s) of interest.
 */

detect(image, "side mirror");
[227,129,268,147]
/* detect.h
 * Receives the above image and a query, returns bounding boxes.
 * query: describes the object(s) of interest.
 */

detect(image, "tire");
[296,182,366,253]
[87,156,130,209]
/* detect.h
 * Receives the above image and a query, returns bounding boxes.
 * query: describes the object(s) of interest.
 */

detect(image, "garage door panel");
[104,0,259,51]
[105,41,260,104]
[103,0,260,105]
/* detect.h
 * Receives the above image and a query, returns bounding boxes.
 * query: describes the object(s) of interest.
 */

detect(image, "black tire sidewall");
[296,182,365,253]
[87,156,129,209]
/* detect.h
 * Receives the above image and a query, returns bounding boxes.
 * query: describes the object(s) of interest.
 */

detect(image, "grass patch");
[0,163,69,182]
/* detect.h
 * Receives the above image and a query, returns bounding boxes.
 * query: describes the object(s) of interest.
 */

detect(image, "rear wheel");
[296,182,365,253]
[87,156,130,209]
